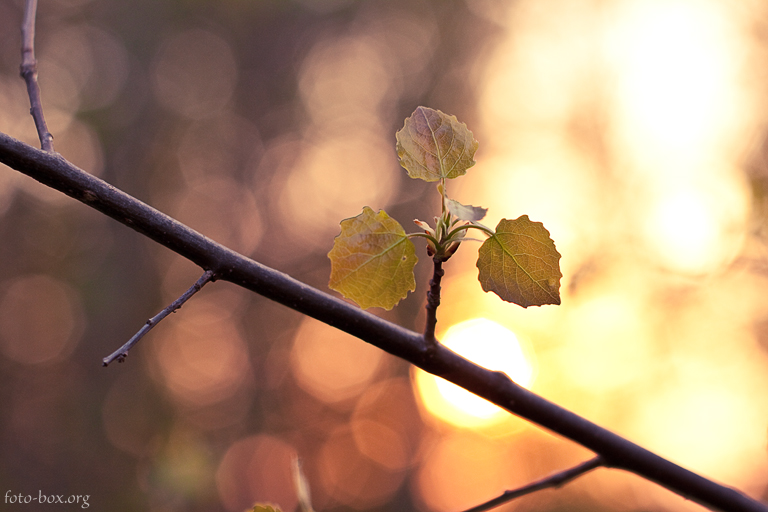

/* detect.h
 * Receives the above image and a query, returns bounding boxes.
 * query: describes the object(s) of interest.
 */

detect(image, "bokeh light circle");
[413,318,535,429]
[0,275,84,365]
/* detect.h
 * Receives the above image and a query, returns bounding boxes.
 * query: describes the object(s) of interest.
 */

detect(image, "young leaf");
[477,216,562,308]
[413,219,434,234]
[447,198,488,222]
[252,505,282,512]
[396,106,479,182]
[328,207,417,310]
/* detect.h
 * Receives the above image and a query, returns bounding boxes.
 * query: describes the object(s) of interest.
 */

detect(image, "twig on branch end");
[20,0,54,152]
[102,270,216,366]
[459,456,604,512]
[423,257,444,349]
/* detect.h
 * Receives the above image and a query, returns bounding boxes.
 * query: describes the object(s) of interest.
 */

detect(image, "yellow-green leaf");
[477,216,562,308]
[252,505,281,512]
[328,207,417,310]
[396,106,478,182]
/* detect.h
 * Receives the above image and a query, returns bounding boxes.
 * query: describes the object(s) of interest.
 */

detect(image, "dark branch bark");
[102,270,216,366]
[0,132,765,512]
[423,257,444,348]
[19,0,53,152]
[460,457,604,512]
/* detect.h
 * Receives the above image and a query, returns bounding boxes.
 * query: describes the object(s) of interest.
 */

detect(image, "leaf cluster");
[328,107,562,311]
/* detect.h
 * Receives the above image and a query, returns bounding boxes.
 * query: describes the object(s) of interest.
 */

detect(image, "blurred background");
[1,0,768,510]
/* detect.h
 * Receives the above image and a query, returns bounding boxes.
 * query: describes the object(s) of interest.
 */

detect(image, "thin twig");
[20,0,53,152]
[102,270,216,366]
[459,457,604,512]
[423,257,444,349]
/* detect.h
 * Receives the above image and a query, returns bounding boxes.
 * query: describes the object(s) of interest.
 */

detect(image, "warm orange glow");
[150,300,252,408]
[317,425,406,509]
[415,431,527,512]
[607,1,742,159]
[632,375,768,483]
[642,179,748,274]
[0,275,84,365]
[413,319,535,429]
[350,378,421,471]
[273,31,410,252]
[605,1,752,275]
[290,317,384,404]
[276,133,398,249]
[440,0,768,507]
[166,176,264,256]
[216,434,298,512]
[549,291,655,404]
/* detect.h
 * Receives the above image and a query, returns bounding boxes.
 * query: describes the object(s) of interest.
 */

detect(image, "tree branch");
[19,0,53,152]
[460,456,604,512]
[102,270,216,366]
[0,133,765,512]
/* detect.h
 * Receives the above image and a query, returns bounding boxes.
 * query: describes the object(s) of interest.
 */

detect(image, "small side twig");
[20,0,54,152]
[458,456,604,512]
[102,270,215,366]
[423,257,444,349]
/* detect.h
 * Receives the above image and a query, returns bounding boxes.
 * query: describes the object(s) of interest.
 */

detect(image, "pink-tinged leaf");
[395,106,478,182]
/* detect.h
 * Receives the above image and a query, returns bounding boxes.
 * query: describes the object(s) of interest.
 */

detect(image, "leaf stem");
[423,257,444,349]
[446,222,494,240]
[407,232,438,244]
[440,178,447,216]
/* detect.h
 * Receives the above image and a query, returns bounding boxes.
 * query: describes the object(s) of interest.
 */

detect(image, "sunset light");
[643,182,748,274]
[413,319,535,430]
[422,0,768,508]
[3,0,768,511]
